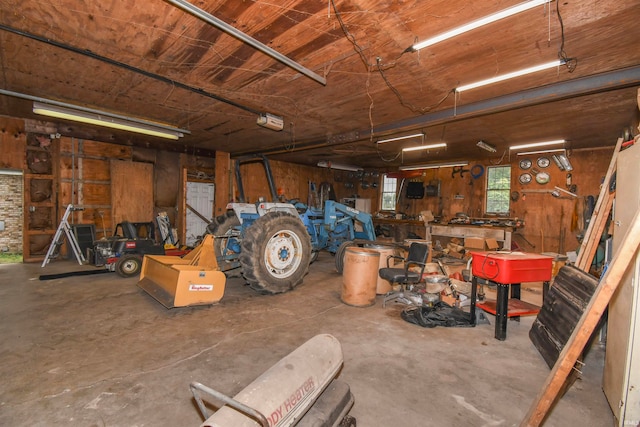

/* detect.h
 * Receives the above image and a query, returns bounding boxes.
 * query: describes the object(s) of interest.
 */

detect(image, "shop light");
[509,139,565,151]
[515,148,566,156]
[455,60,564,93]
[408,0,552,52]
[317,161,363,172]
[33,102,188,140]
[402,142,447,152]
[377,133,424,144]
[476,140,497,152]
[399,161,468,171]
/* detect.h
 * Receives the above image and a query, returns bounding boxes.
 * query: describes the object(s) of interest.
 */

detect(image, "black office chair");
[379,242,430,307]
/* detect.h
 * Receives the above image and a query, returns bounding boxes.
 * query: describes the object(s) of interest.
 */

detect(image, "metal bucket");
[365,244,397,294]
[341,247,380,307]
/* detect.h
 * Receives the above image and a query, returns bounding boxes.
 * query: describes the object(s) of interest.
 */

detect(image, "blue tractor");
[206,155,377,294]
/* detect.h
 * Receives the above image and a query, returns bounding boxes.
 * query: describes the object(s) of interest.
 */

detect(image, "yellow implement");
[137,235,226,308]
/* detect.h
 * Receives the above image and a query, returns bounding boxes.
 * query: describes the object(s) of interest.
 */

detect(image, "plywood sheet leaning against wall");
[110,160,154,225]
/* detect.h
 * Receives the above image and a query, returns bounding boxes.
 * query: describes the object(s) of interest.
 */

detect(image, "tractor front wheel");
[115,254,142,277]
[207,210,241,276]
[335,240,355,274]
[239,212,311,294]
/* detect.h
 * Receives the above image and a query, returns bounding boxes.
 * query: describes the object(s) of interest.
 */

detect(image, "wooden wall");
[385,148,613,255]
[0,114,614,260]
[0,118,26,170]
[237,160,379,205]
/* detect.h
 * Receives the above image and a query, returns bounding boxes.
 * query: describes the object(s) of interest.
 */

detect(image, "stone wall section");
[0,174,23,253]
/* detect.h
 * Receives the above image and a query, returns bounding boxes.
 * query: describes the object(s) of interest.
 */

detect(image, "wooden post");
[520,209,640,426]
[214,151,230,217]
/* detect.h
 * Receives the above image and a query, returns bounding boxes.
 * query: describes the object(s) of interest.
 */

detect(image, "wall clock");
[536,171,550,184]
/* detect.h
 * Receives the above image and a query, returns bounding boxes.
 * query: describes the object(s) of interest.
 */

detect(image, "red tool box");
[470,251,553,283]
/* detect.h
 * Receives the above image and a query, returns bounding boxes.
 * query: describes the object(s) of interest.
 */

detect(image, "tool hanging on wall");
[451,166,470,178]
[41,204,86,267]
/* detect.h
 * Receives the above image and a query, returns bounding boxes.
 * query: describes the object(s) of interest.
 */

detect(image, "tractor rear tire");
[115,254,142,277]
[207,210,241,276]
[239,211,311,294]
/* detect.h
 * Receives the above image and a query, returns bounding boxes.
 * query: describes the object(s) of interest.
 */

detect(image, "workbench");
[429,224,513,250]
[468,251,553,340]
[373,218,428,241]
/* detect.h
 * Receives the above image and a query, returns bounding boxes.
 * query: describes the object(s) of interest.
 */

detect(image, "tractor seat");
[119,221,138,239]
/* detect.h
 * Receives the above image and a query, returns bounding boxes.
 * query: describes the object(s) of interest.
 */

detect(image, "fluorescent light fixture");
[377,133,424,144]
[399,161,468,171]
[409,0,551,51]
[33,101,189,140]
[509,139,565,151]
[455,60,564,92]
[476,140,497,152]
[552,153,573,171]
[516,148,566,156]
[402,142,447,152]
[317,161,363,172]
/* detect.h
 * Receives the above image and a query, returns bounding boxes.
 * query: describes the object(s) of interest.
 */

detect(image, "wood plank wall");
[238,160,380,204]
[0,114,613,260]
[386,148,612,254]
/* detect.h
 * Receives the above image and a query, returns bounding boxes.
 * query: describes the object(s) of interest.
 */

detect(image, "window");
[486,166,511,214]
[381,174,397,211]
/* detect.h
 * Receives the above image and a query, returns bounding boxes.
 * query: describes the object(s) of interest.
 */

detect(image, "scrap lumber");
[520,209,640,426]
[521,137,626,425]
[574,137,623,271]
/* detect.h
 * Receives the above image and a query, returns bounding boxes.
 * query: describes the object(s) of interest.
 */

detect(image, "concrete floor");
[0,254,614,427]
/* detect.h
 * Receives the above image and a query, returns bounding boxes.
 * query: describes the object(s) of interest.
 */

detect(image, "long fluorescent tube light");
[516,148,566,156]
[33,102,188,140]
[402,142,447,152]
[509,139,565,151]
[317,161,363,172]
[455,60,564,92]
[377,133,424,144]
[409,0,551,52]
[399,161,468,171]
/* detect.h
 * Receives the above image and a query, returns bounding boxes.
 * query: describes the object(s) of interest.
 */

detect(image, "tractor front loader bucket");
[137,235,226,308]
